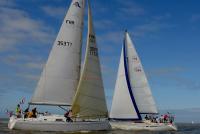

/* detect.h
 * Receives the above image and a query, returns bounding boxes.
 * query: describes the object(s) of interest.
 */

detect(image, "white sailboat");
[109,31,177,131]
[8,0,111,132]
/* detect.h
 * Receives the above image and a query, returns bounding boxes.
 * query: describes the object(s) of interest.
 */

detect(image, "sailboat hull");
[110,121,177,131]
[8,115,111,132]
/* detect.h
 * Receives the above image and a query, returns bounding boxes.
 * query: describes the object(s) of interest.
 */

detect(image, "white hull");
[110,121,177,131]
[8,115,111,132]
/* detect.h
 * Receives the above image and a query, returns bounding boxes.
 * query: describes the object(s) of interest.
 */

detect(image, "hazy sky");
[0,0,200,122]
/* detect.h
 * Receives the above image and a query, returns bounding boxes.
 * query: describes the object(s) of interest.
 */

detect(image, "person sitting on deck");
[28,111,33,118]
[145,115,149,120]
[23,107,29,118]
[27,107,37,118]
[164,114,169,123]
[159,115,164,123]
[64,110,73,122]
[32,107,37,118]
[168,114,174,124]
[16,104,22,118]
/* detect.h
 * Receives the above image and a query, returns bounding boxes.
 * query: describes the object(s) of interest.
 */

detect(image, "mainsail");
[71,0,108,119]
[125,32,158,114]
[30,0,85,106]
[110,31,157,120]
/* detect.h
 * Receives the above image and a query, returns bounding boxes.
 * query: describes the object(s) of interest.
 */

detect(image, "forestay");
[125,32,158,114]
[72,1,108,119]
[30,0,85,106]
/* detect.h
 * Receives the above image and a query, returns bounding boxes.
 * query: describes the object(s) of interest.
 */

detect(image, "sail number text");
[134,67,142,72]
[57,41,72,47]
[66,20,75,25]
[89,34,96,43]
[89,47,98,56]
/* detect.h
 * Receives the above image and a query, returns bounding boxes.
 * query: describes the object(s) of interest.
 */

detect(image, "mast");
[30,0,85,106]
[71,0,108,119]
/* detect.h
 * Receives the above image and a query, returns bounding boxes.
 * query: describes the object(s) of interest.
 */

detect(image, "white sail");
[125,32,158,114]
[30,0,85,106]
[110,47,139,119]
[71,0,108,119]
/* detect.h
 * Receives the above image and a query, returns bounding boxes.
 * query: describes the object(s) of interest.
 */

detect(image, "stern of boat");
[168,123,178,131]
[8,116,17,130]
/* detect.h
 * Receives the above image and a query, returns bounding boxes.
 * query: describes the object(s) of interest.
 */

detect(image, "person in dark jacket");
[32,107,37,118]
[64,110,73,122]
[24,107,29,118]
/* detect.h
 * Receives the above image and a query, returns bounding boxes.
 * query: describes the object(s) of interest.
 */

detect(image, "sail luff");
[71,0,108,119]
[30,0,85,106]
[125,32,158,114]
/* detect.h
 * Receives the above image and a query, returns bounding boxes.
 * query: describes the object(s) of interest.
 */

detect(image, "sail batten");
[71,0,108,119]
[30,0,85,106]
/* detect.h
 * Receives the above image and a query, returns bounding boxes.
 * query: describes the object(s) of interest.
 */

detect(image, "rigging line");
[58,106,68,112]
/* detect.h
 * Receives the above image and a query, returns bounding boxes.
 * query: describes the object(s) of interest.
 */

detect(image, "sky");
[0,0,200,123]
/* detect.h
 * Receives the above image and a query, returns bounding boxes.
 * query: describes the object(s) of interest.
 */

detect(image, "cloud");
[119,5,145,17]
[129,14,174,38]
[97,31,123,45]
[25,62,44,70]
[153,13,171,21]
[148,67,200,91]
[149,67,185,76]
[172,76,200,91]
[89,0,109,15]
[0,0,15,7]
[190,14,200,22]
[16,73,40,81]
[1,54,45,69]
[0,70,40,94]
[117,0,145,16]
[0,53,44,95]
[0,75,10,81]
[133,21,174,37]
[41,6,66,18]
[0,6,55,52]
[94,20,116,31]
[0,1,58,96]
[185,108,200,113]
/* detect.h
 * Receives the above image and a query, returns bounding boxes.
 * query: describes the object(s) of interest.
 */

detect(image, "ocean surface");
[1,118,200,134]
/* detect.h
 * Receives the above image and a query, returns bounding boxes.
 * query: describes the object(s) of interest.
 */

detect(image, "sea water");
[1,118,200,134]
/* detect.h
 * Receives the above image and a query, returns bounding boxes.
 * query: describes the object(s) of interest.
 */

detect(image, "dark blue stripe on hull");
[123,38,142,120]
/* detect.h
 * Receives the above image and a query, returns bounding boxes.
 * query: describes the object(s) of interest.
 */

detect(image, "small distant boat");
[109,31,177,131]
[8,0,111,132]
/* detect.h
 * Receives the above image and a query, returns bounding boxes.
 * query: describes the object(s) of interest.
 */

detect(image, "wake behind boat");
[109,31,177,131]
[8,0,111,132]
